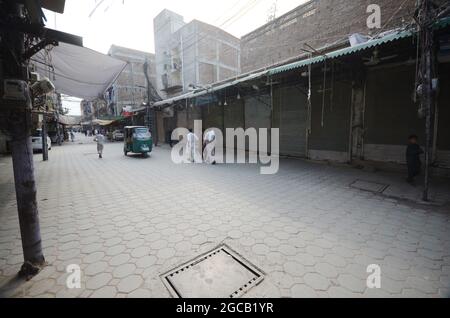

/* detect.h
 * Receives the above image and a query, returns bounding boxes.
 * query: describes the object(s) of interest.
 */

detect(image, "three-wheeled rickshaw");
[123,126,153,157]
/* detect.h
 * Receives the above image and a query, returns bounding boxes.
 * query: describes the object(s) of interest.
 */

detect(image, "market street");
[0,135,449,298]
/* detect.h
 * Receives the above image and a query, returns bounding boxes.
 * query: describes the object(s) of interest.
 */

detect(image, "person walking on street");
[70,130,75,142]
[406,135,424,184]
[94,133,106,159]
[186,129,199,163]
[203,129,216,165]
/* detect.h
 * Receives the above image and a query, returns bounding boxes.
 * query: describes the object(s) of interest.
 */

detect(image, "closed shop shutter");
[244,95,271,153]
[308,80,352,162]
[224,99,244,130]
[203,104,224,132]
[186,105,202,130]
[176,109,188,129]
[436,63,450,168]
[273,85,307,157]
[364,65,424,164]
[162,115,177,144]
[224,99,245,152]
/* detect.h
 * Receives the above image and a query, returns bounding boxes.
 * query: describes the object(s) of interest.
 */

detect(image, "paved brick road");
[0,134,449,298]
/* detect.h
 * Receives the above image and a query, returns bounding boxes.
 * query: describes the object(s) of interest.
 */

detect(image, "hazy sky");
[44,0,309,115]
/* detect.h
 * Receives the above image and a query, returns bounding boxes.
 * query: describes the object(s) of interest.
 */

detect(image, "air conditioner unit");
[30,72,41,84]
[2,79,29,101]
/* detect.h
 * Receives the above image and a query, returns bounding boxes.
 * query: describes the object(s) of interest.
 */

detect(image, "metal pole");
[419,0,435,202]
[42,113,48,161]
[423,42,432,202]
[1,1,45,278]
[144,59,158,146]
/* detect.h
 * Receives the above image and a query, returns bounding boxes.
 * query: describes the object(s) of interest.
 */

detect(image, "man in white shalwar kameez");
[94,133,105,159]
[186,130,199,163]
[203,129,216,165]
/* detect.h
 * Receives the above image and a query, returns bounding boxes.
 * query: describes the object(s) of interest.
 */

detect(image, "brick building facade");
[241,0,417,73]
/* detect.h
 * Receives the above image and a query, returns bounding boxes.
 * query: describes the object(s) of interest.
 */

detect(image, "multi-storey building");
[107,45,157,116]
[154,9,240,98]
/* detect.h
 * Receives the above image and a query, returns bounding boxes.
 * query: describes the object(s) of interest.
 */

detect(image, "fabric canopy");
[34,42,127,100]
[92,119,116,126]
[58,114,80,126]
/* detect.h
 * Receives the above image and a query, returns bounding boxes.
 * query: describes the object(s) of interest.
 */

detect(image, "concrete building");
[153,16,450,173]
[241,0,417,73]
[154,9,240,98]
[107,45,157,116]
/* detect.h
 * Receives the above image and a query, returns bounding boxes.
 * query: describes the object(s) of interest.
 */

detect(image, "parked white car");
[32,129,52,152]
[112,130,125,141]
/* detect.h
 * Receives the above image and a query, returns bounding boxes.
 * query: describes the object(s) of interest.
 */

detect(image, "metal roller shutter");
[176,109,188,129]
[224,99,244,130]
[273,85,307,157]
[203,104,224,132]
[364,65,424,164]
[186,105,202,130]
[308,79,352,162]
[244,95,271,153]
[224,99,245,152]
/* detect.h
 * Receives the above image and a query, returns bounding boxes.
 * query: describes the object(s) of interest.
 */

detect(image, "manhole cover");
[350,179,389,193]
[162,245,264,298]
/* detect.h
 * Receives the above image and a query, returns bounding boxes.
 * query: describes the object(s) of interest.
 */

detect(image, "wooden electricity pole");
[417,0,436,202]
[1,1,45,277]
[1,0,81,279]
[143,59,161,146]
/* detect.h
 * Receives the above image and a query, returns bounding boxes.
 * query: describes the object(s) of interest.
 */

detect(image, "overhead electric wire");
[373,0,412,38]
[170,0,267,75]
[178,0,264,56]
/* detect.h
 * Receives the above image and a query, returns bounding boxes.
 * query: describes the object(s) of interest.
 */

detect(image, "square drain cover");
[350,179,389,193]
[162,245,264,298]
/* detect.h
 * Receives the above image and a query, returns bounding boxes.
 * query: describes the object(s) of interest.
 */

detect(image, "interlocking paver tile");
[0,138,449,298]
[291,284,318,298]
[91,286,118,298]
[283,261,306,277]
[304,273,331,291]
[85,273,112,290]
[85,262,109,276]
[337,274,366,293]
[113,263,137,279]
[117,275,143,293]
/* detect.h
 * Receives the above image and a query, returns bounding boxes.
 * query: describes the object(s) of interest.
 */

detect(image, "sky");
[44,0,309,115]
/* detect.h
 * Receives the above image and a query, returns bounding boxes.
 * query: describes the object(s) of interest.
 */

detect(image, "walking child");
[406,135,424,184]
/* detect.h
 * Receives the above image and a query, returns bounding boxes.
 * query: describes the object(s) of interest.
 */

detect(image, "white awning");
[33,42,127,100]
[58,114,80,126]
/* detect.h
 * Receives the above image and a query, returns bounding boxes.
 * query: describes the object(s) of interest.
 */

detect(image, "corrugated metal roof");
[436,16,450,29]
[153,70,267,107]
[153,18,450,107]
[268,17,450,76]
[268,29,415,75]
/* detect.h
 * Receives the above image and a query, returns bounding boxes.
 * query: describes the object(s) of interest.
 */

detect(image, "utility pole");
[417,0,436,202]
[1,1,45,277]
[42,112,49,161]
[144,58,160,146]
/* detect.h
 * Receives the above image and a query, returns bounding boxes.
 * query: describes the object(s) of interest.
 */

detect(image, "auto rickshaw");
[123,126,153,157]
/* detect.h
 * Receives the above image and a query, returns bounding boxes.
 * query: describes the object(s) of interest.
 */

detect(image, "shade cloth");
[33,42,127,100]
